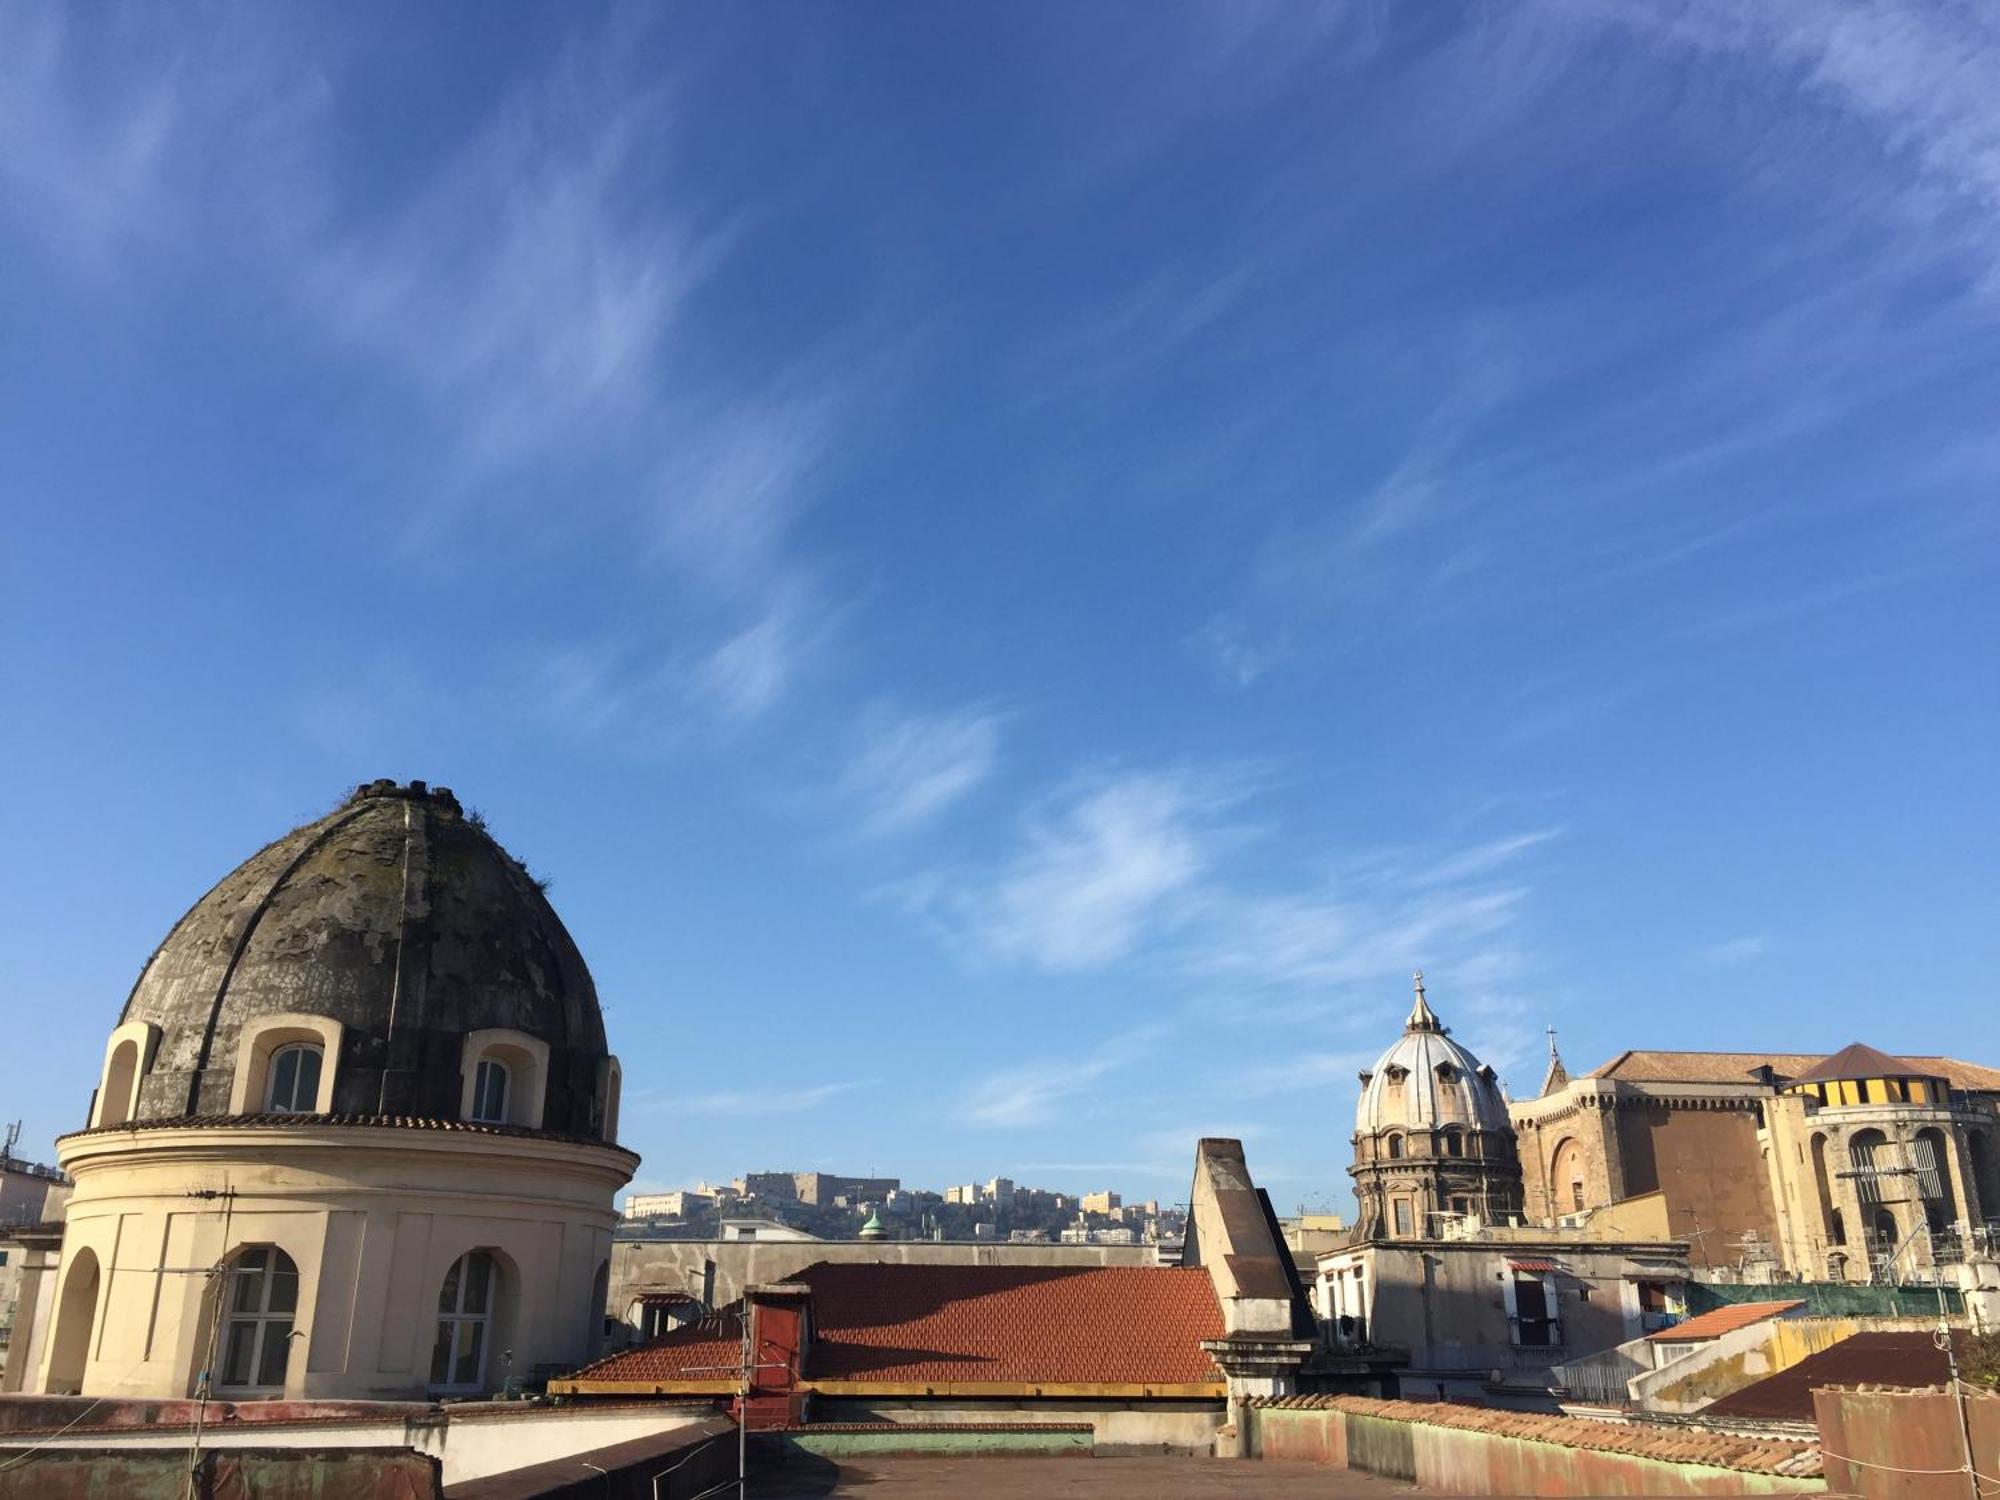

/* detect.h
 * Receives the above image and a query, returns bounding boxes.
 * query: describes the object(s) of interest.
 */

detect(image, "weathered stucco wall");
[1815,1385,2000,1500]
[0,1446,440,1499]
[1248,1398,1825,1496]
[810,1396,1222,1453]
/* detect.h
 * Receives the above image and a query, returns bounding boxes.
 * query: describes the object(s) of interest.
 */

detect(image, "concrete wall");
[811,1396,1223,1454]
[610,1236,1152,1317]
[1815,1385,2000,1500]
[0,1446,440,1499]
[1249,1402,1825,1496]
[760,1427,1092,1459]
[441,1404,714,1486]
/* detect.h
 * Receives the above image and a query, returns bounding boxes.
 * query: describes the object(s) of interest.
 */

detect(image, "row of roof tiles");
[1585,1049,2000,1091]
[567,1263,1227,1389]
[1252,1394,1821,1476]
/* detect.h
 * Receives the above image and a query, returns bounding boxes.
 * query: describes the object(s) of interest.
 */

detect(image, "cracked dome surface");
[111,780,610,1134]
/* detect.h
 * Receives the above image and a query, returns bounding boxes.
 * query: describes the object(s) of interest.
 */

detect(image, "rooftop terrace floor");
[749,1454,1421,1498]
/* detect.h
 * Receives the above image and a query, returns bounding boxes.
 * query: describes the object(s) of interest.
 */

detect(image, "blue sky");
[3,2,1996,1213]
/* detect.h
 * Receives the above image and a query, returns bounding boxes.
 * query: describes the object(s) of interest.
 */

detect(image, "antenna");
[2,1121,18,1163]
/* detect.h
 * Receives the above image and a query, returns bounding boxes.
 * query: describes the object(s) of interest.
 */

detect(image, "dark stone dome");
[116,780,610,1134]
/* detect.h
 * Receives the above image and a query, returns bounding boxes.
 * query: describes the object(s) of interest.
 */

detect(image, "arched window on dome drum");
[471,1060,510,1125]
[1441,1129,1463,1157]
[1386,1134,1404,1160]
[432,1251,496,1391]
[264,1045,323,1114]
[219,1246,299,1395]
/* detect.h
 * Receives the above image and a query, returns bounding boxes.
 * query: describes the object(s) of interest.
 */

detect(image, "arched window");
[1441,1129,1463,1157]
[264,1045,323,1114]
[459,1031,548,1129]
[1550,1137,1587,1215]
[1386,1134,1404,1160]
[101,1041,140,1128]
[432,1251,497,1390]
[471,1060,510,1124]
[1830,1208,1847,1246]
[1850,1129,1888,1204]
[219,1246,299,1394]
[1915,1128,1956,1235]
[46,1248,100,1394]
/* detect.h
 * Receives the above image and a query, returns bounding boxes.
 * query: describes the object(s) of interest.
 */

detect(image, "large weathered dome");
[1355,977,1511,1135]
[112,779,610,1135]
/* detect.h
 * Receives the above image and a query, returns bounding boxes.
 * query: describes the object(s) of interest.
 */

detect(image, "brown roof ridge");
[1792,1042,1933,1084]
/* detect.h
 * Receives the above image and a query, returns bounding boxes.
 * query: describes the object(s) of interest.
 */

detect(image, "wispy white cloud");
[948,767,1254,973]
[1229,1049,1376,1095]
[841,704,1005,838]
[1584,1,2000,272]
[667,1079,879,1116]
[1700,934,1768,968]
[960,1026,1166,1128]
[0,12,859,734]
[1189,614,1289,689]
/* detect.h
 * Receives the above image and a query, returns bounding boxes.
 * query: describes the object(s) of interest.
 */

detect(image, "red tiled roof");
[1585,1050,2000,1091]
[1792,1043,1934,1084]
[1647,1299,1803,1342]
[1253,1395,1821,1476]
[566,1263,1226,1390]
[1702,1331,1951,1422]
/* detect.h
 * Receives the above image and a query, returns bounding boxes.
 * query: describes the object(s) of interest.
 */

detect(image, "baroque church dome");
[1355,975,1511,1135]
[106,779,611,1136]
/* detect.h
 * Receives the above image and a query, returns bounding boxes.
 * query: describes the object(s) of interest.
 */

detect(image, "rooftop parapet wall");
[1636,1315,1945,1415]
[1248,1394,1824,1495]
[1814,1384,2000,1500]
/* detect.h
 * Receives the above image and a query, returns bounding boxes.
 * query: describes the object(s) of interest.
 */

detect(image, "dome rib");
[177,802,378,1117]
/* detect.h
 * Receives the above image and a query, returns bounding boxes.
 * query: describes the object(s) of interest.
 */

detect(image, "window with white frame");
[218,1246,299,1394]
[431,1251,496,1390]
[459,1031,549,1129]
[470,1059,510,1124]
[264,1044,323,1113]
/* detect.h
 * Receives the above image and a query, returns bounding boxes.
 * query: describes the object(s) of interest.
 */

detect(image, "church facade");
[1511,1043,2000,1280]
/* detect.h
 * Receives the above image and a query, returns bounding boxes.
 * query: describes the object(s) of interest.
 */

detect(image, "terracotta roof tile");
[1702,1331,1952,1422]
[1585,1050,2000,1091]
[567,1263,1225,1389]
[1250,1394,1820,1476]
[1647,1299,1803,1342]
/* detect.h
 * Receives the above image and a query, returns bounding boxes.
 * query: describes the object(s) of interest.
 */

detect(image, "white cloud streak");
[669,1079,879,1117]
[842,704,1005,838]
[960,1026,1165,1128]
[960,768,1251,973]
[1700,934,1769,968]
